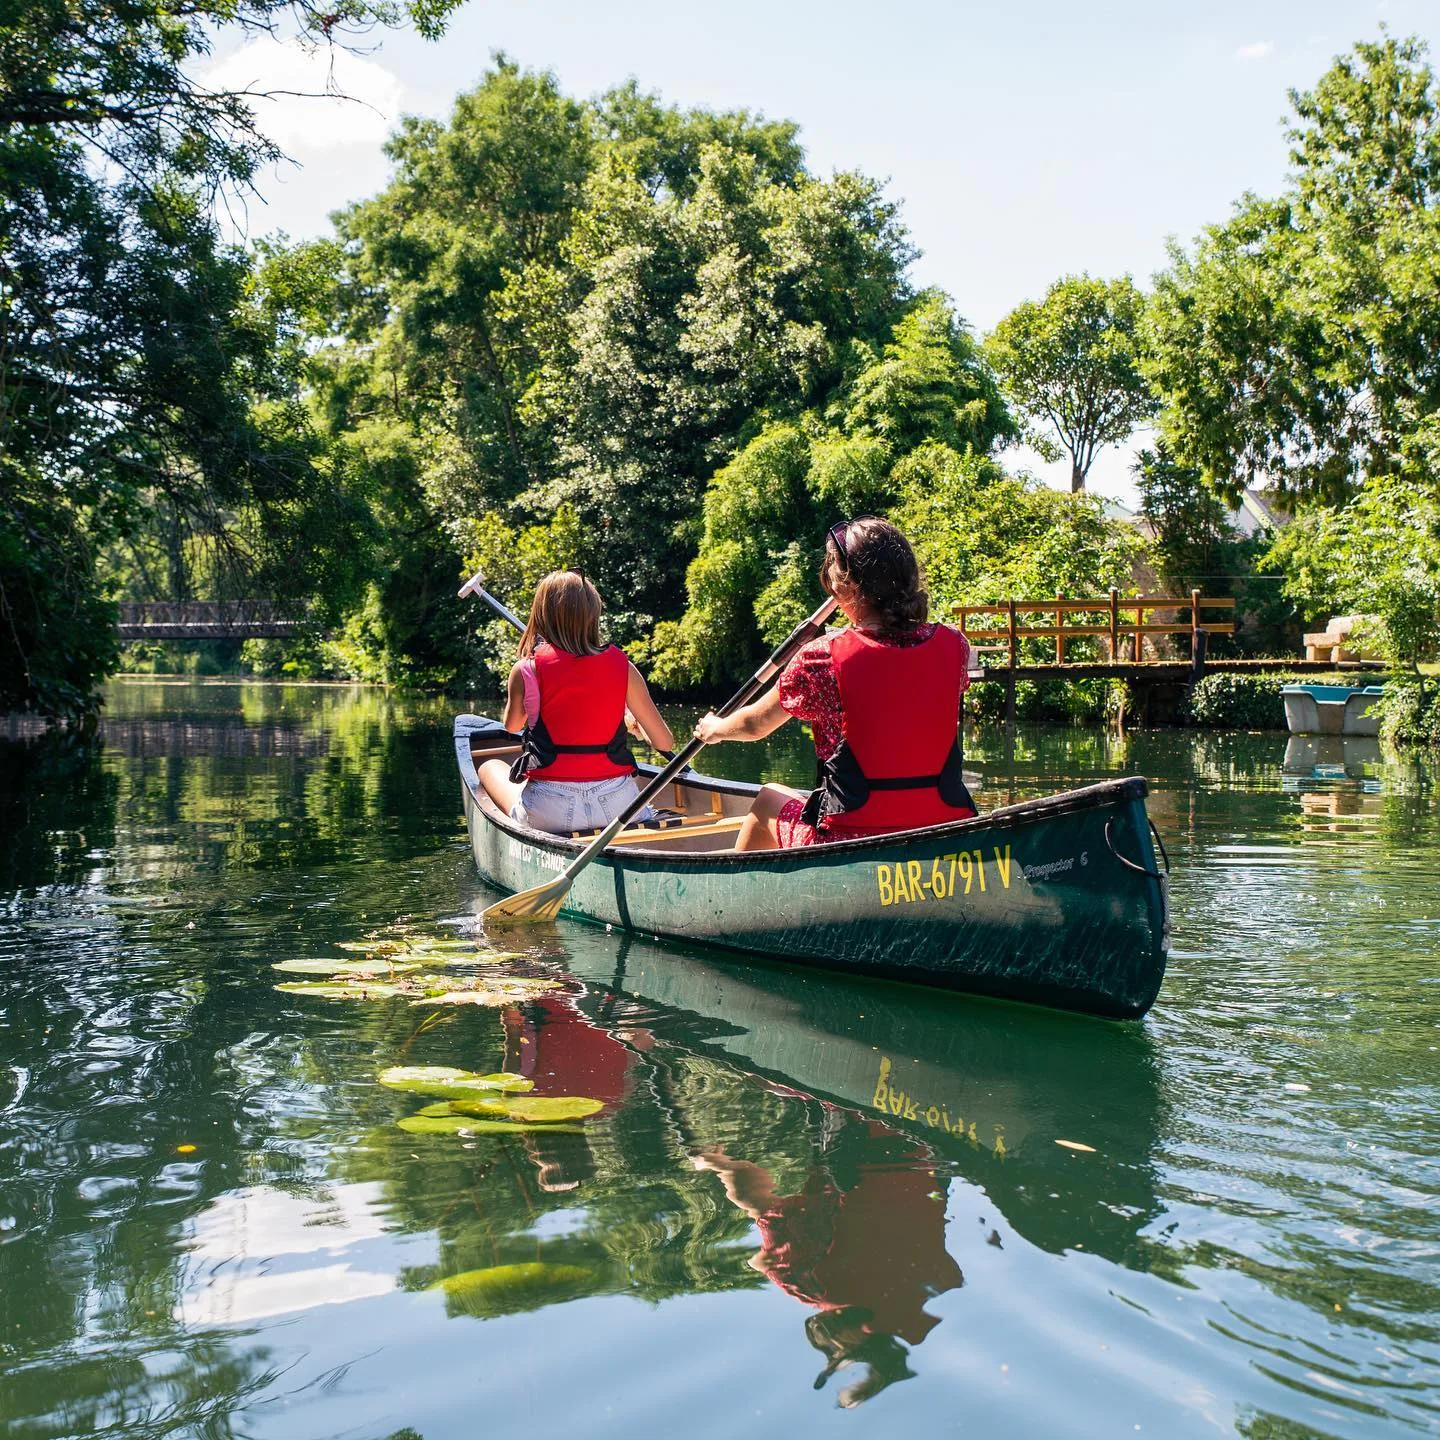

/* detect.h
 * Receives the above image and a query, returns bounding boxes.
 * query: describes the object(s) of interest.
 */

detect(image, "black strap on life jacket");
[800,735,974,829]
[508,716,636,783]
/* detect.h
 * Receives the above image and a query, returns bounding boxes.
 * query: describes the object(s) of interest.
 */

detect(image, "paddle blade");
[482,877,569,925]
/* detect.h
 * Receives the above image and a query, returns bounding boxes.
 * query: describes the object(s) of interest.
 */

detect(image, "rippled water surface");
[1,681,1437,1439]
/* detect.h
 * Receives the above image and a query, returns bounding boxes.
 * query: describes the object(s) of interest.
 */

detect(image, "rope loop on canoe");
[1105,817,1164,878]
[1147,818,1170,874]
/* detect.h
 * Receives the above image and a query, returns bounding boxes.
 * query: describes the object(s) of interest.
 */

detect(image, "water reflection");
[1,683,1437,1439]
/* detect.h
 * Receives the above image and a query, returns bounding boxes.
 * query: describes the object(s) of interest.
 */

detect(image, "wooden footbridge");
[116,602,307,641]
[954,589,1384,726]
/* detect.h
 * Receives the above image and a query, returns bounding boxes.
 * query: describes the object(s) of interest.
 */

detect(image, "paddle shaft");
[458,571,524,631]
[545,595,839,890]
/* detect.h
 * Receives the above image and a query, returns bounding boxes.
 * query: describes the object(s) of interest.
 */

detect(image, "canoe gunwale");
[454,712,1152,868]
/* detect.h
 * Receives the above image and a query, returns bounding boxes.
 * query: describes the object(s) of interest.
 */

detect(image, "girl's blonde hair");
[518,571,607,657]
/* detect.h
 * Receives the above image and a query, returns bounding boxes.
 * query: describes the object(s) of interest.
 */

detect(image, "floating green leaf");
[475,1072,534,1092]
[276,981,405,1000]
[407,976,559,1007]
[398,1115,584,1136]
[450,1095,603,1123]
[378,1066,531,1098]
[433,1262,594,1318]
[273,958,423,978]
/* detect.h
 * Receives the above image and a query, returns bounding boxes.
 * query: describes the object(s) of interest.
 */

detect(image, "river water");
[1,680,1436,1439]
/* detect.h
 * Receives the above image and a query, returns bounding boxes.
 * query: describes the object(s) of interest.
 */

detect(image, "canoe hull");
[456,717,1168,1018]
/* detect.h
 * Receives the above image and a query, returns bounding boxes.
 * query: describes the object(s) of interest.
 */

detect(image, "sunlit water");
[1,681,1436,1439]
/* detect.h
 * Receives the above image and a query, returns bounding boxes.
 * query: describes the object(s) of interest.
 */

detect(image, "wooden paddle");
[479,593,840,925]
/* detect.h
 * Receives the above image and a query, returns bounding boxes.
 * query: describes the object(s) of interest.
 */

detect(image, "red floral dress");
[773,623,970,848]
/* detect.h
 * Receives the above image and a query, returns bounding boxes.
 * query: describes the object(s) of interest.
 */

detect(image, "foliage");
[895,445,1145,637]
[964,677,1131,727]
[1377,682,1440,747]
[0,0,460,719]
[643,293,1013,687]
[986,275,1154,491]
[1262,465,1440,671]
[296,61,929,686]
[1143,36,1440,505]
[1133,444,1231,589]
[1131,443,1300,657]
[1184,672,1294,730]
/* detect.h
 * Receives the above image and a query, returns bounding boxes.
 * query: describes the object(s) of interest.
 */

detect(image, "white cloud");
[202,36,405,152]
[1236,41,1274,61]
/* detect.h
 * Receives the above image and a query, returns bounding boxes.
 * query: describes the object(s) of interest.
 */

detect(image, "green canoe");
[456,714,1169,1018]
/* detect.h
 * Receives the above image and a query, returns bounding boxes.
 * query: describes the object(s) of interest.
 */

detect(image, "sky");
[205,0,1440,502]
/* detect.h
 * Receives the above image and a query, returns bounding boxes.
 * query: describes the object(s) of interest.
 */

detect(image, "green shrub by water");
[1378,683,1440,746]
[964,677,1130,726]
[1184,672,1295,730]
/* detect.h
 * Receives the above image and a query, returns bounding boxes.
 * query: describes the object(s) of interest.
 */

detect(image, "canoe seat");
[568,808,688,840]
[603,816,746,850]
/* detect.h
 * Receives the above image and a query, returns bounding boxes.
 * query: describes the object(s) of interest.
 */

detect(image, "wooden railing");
[952,590,1236,668]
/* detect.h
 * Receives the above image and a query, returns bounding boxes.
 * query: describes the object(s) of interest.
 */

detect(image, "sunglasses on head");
[827,515,879,564]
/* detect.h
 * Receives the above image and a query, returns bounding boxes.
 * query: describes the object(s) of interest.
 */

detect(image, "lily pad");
[450,1095,603,1124]
[378,1065,531,1098]
[433,1262,594,1318]
[475,1072,534,1092]
[407,976,559,1007]
[275,980,405,1000]
[273,958,423,978]
[398,1114,584,1136]
[336,939,410,955]
[272,958,358,975]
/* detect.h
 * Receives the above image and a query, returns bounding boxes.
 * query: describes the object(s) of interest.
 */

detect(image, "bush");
[1377,682,1440,747]
[1184,672,1294,729]
[963,676,1130,726]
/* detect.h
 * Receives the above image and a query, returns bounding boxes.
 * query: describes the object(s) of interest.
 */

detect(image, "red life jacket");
[802,625,974,834]
[509,642,635,783]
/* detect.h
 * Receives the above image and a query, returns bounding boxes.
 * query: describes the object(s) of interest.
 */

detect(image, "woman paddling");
[694,517,975,851]
[480,571,674,836]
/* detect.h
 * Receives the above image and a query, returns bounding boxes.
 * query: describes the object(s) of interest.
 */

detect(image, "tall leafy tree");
[986,275,1153,491]
[645,291,1014,687]
[306,59,924,678]
[1144,35,1440,503]
[0,0,463,718]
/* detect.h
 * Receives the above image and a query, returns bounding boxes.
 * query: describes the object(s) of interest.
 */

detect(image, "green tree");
[1262,429,1440,674]
[895,444,1144,623]
[302,61,925,681]
[1143,35,1440,504]
[645,292,1013,687]
[0,0,462,719]
[1132,443,1230,590]
[986,275,1153,492]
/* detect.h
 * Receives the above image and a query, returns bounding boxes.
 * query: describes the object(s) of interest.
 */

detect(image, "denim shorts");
[511,774,655,835]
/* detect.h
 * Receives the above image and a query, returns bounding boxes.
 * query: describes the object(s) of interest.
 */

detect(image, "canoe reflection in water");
[448,923,1163,1404]
[691,1101,963,1406]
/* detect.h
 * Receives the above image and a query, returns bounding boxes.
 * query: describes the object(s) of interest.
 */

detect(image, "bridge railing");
[952,589,1236,668]
[116,601,308,640]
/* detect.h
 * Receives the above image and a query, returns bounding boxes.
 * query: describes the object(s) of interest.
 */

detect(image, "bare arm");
[625,663,675,752]
[690,1148,777,1218]
[693,687,790,744]
[502,664,526,734]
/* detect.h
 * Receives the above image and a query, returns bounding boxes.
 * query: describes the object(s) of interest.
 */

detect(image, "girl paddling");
[480,571,674,836]
[693,517,975,851]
